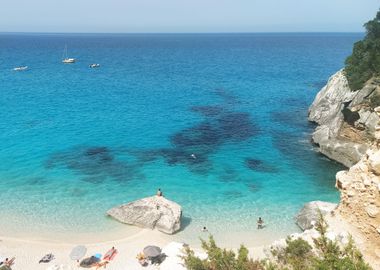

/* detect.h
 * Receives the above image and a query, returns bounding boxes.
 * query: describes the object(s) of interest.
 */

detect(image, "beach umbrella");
[69,245,87,261]
[143,246,161,258]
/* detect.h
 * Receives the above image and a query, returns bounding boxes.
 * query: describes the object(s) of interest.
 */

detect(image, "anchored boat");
[62,45,76,63]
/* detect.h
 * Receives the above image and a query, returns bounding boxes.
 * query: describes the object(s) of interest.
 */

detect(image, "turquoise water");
[0,33,358,244]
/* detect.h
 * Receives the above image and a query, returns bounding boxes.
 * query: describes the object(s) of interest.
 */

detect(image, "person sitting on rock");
[157,188,163,197]
[257,217,264,229]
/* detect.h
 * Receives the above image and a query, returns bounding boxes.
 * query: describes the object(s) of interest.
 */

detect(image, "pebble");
[365,205,379,218]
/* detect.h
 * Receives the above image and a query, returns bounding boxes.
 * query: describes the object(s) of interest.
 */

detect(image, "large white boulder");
[295,201,337,231]
[107,196,182,234]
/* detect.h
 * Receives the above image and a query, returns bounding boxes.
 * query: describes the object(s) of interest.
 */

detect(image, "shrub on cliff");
[311,214,371,270]
[345,10,380,91]
[271,237,313,270]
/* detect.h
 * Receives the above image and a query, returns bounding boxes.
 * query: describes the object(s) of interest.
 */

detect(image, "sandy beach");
[0,229,178,270]
[1,211,378,270]
[0,222,276,270]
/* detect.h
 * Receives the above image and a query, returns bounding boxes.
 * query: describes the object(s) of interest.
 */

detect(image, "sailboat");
[62,45,76,64]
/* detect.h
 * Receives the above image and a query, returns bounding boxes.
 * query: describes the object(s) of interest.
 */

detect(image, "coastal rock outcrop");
[107,196,182,234]
[335,147,380,264]
[295,201,337,231]
[308,68,380,268]
[308,70,380,167]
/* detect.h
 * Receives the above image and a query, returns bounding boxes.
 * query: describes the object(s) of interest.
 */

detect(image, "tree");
[345,9,380,90]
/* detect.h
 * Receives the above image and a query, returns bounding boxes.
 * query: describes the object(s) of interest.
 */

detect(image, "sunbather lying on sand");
[4,258,15,267]
[103,247,118,261]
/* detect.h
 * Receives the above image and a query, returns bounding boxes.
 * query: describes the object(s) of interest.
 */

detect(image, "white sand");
[0,229,177,270]
[1,212,377,270]
[0,226,271,270]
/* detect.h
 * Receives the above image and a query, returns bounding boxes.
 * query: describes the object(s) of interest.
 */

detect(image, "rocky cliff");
[309,70,380,167]
[335,147,380,265]
[309,70,380,266]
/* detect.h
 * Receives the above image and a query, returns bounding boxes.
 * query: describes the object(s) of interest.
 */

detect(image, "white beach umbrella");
[69,245,87,261]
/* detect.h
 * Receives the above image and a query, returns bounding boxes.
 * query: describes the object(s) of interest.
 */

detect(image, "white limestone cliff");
[309,70,379,167]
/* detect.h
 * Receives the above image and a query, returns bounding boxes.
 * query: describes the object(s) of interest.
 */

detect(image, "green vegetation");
[182,215,371,270]
[345,10,380,91]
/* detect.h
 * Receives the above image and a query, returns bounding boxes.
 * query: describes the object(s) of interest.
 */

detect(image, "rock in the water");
[295,201,337,231]
[107,196,182,234]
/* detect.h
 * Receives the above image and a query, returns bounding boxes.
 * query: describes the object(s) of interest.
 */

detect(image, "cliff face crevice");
[309,70,380,167]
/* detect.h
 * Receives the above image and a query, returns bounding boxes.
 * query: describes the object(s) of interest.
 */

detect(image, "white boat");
[63,58,76,64]
[13,66,28,71]
[62,45,76,64]
[89,63,100,68]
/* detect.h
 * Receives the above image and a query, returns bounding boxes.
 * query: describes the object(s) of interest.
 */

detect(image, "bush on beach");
[182,214,371,270]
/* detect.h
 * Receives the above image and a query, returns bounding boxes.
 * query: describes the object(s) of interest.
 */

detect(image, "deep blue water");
[0,33,359,244]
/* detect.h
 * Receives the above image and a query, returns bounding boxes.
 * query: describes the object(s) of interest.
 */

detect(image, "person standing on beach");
[157,188,163,197]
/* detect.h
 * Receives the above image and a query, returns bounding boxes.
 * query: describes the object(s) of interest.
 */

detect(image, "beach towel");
[0,265,11,270]
[103,248,118,261]
[39,253,55,263]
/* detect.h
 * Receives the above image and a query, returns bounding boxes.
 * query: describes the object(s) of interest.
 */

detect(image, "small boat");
[63,58,75,64]
[62,45,76,64]
[13,66,28,71]
[89,63,100,68]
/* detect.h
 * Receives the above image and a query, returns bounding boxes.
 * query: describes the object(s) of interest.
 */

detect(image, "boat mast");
[62,44,68,60]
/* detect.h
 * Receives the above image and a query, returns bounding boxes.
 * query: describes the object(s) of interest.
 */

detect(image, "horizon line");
[0,31,365,35]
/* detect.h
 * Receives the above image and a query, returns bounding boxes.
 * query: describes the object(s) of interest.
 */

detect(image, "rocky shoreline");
[307,70,380,268]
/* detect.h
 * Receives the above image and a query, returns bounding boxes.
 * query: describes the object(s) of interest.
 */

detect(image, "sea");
[0,33,361,246]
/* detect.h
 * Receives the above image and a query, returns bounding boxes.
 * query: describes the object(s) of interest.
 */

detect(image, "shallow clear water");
[0,33,358,245]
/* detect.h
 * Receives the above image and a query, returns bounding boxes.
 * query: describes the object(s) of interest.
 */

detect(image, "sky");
[0,0,378,33]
